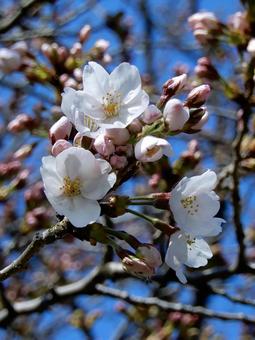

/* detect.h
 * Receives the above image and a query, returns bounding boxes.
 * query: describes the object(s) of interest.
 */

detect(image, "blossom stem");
[126,208,177,236]
[105,228,141,249]
[128,201,154,206]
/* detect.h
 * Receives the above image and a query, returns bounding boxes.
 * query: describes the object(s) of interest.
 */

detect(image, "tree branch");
[0,218,71,282]
[94,284,255,324]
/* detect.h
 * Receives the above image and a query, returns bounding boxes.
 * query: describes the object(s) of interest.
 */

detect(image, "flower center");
[145,145,161,158]
[62,176,81,197]
[84,115,98,132]
[186,235,196,250]
[102,91,121,119]
[181,195,199,216]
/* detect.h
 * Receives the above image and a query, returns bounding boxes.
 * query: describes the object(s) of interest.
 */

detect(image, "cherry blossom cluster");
[41,61,225,283]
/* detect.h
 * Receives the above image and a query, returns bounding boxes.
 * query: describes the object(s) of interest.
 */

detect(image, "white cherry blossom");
[40,147,116,228]
[165,231,213,284]
[61,62,149,131]
[169,170,225,237]
[135,136,172,162]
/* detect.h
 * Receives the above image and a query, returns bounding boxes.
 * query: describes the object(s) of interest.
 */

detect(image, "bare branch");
[94,284,255,324]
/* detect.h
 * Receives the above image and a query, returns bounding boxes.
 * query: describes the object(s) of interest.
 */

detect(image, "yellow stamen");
[62,176,81,197]
[145,146,161,158]
[181,195,199,216]
[102,92,121,118]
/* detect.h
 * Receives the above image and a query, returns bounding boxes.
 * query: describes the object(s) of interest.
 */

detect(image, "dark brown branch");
[0,262,125,326]
[0,218,71,282]
[210,285,255,307]
[0,0,47,34]
[94,284,255,324]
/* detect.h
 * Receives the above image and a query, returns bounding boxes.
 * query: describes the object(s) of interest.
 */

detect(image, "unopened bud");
[110,155,128,169]
[185,84,210,107]
[122,255,155,280]
[13,144,34,160]
[128,118,143,134]
[247,39,255,56]
[49,116,72,144]
[105,128,130,145]
[142,104,162,124]
[192,110,209,130]
[195,57,219,80]
[0,48,21,73]
[163,99,190,131]
[94,134,115,157]
[94,39,110,52]
[51,139,72,156]
[79,24,92,44]
[136,244,162,268]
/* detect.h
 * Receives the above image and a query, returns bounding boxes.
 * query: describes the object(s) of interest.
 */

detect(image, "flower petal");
[65,196,101,228]
[40,156,62,196]
[83,61,109,98]
[182,170,217,196]
[109,63,141,98]
[185,237,212,268]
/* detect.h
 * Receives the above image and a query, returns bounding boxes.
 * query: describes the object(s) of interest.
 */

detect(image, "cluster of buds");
[39,25,111,91]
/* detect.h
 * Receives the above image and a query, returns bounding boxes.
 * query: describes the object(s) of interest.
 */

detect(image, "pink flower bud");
[228,11,249,35]
[110,155,128,169]
[194,29,210,44]
[122,255,155,279]
[13,144,33,160]
[94,134,115,157]
[142,104,162,124]
[51,139,72,156]
[73,68,83,82]
[41,43,53,59]
[195,57,219,80]
[94,39,110,52]
[102,53,112,64]
[104,128,130,145]
[59,73,69,85]
[188,12,219,31]
[70,42,82,57]
[128,118,143,133]
[136,244,162,268]
[13,169,29,188]
[115,145,133,157]
[185,84,211,107]
[7,114,35,133]
[64,78,78,89]
[57,46,68,62]
[49,116,72,144]
[148,174,161,189]
[0,48,21,73]
[0,161,21,177]
[79,24,92,44]
[25,181,44,204]
[164,73,187,95]
[135,136,172,162]
[192,110,209,130]
[163,99,190,131]
[247,39,255,56]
